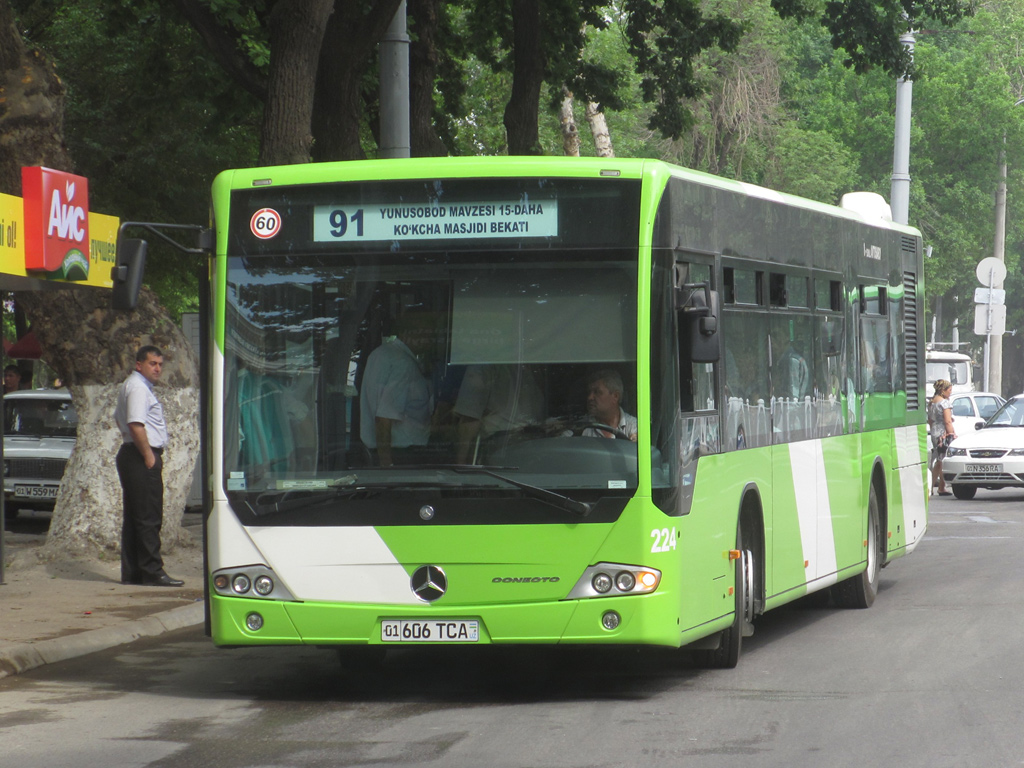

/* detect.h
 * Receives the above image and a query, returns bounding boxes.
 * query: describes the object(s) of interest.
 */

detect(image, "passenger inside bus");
[452,364,545,464]
[358,312,435,467]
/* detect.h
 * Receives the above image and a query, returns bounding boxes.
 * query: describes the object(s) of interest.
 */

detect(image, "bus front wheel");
[693,525,754,669]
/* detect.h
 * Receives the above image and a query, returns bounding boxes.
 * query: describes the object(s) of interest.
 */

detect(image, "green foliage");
[206,0,270,67]
[11,0,1021,362]
[624,0,744,139]
[12,0,262,319]
[761,124,860,202]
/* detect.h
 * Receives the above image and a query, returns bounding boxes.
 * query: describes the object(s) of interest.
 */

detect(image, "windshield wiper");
[391,464,593,516]
[250,475,361,516]
[447,465,593,517]
[248,466,593,518]
[248,475,462,516]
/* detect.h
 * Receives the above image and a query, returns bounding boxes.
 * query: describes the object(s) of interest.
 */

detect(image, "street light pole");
[987,96,1024,397]
[990,137,1007,395]
[890,29,915,226]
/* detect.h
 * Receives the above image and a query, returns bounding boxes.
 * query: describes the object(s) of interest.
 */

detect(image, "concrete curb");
[0,601,205,679]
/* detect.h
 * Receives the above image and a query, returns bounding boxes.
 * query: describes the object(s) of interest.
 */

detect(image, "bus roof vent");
[840,192,893,223]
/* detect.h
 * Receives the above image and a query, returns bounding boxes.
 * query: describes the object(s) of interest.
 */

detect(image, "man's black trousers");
[116,444,165,584]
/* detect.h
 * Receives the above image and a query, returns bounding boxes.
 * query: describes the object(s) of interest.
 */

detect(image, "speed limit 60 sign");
[250,208,282,239]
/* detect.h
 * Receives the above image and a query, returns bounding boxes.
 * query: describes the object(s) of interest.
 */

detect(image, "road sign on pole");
[976,256,1007,286]
[974,287,1005,305]
[976,255,1008,394]
[975,303,1007,336]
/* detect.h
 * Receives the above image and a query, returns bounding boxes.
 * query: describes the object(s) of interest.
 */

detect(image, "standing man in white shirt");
[359,314,434,467]
[114,345,183,587]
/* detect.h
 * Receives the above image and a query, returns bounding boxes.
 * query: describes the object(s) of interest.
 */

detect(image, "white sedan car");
[943,394,1024,500]
[949,391,1004,432]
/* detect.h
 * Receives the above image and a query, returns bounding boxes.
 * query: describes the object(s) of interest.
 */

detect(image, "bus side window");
[722,309,770,449]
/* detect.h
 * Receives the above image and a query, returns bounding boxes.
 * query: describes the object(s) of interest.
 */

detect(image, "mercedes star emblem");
[411,565,447,602]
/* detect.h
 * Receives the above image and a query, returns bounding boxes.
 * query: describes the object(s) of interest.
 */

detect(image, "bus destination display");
[312,200,559,242]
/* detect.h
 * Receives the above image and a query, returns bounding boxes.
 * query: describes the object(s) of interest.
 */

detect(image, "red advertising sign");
[21,166,90,280]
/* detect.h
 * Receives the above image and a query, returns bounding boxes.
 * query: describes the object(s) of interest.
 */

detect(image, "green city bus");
[202,157,927,667]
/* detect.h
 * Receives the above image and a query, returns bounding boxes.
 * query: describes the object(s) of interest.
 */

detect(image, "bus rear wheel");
[831,485,882,609]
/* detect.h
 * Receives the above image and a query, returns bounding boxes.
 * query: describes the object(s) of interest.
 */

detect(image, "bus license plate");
[966,464,1000,473]
[14,485,57,498]
[381,619,479,643]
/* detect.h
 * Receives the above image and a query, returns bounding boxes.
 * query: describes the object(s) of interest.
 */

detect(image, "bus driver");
[579,369,638,441]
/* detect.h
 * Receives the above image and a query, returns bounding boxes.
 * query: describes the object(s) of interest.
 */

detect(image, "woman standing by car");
[929,379,956,496]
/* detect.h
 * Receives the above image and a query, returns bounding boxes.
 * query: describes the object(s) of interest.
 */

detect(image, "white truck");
[926,350,976,394]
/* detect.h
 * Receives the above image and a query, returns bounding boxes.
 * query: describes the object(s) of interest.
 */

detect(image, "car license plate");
[381,619,479,643]
[966,464,1001,473]
[13,485,57,498]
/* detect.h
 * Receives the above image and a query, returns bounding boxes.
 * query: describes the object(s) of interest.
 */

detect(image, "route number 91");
[327,208,364,238]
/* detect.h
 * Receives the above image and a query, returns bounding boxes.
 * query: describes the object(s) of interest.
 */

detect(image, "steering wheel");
[567,420,632,440]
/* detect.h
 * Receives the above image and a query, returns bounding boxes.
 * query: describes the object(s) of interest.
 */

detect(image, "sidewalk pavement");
[0,511,205,679]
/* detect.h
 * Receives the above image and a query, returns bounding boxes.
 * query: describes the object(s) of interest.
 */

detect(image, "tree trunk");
[585,102,614,157]
[259,0,334,166]
[16,287,199,560]
[504,0,545,155]
[408,0,448,157]
[560,87,580,156]
[0,0,72,189]
[311,0,404,161]
[0,0,198,561]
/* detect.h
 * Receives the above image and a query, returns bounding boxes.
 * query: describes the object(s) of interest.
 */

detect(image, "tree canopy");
[11,0,1024,391]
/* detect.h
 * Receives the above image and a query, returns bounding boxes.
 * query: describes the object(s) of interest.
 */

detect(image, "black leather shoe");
[121,578,141,585]
[145,574,184,587]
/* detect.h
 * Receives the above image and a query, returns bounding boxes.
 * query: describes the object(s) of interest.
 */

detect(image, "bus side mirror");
[111,238,147,310]
[677,281,720,363]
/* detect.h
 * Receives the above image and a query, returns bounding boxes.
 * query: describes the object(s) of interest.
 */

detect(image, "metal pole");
[890,30,915,225]
[985,264,996,394]
[990,143,1007,395]
[379,1,410,159]
[984,336,990,393]
[1,297,6,585]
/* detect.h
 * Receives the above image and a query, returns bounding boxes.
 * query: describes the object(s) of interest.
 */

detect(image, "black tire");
[951,484,976,500]
[693,527,753,669]
[832,485,883,609]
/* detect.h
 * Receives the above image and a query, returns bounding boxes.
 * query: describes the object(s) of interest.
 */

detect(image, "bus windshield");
[222,177,641,512]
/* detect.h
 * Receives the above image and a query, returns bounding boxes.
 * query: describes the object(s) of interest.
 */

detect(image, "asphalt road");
[2,490,1022,768]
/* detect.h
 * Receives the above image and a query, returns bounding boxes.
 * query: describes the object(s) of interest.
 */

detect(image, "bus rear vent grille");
[903,270,920,410]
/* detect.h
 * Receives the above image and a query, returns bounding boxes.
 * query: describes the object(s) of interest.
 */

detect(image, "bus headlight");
[212,565,294,601]
[565,563,662,599]
[615,571,636,591]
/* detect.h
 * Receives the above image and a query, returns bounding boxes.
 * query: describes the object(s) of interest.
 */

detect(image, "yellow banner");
[0,191,116,289]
